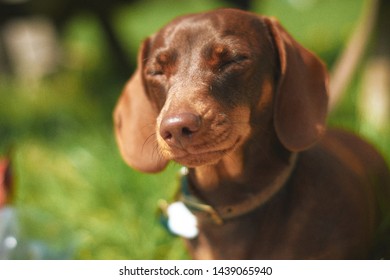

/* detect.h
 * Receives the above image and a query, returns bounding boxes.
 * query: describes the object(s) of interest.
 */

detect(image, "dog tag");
[164,201,198,239]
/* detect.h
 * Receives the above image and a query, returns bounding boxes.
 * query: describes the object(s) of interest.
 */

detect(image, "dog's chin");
[161,137,241,167]
[172,149,229,167]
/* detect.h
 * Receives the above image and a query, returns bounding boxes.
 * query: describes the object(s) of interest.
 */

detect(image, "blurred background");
[0,0,389,259]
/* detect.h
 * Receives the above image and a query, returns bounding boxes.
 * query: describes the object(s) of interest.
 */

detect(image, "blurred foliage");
[0,0,388,259]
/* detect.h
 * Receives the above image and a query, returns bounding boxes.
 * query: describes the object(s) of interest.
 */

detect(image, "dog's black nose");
[160,113,201,145]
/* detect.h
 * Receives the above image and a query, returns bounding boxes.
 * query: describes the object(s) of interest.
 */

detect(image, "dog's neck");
[187,128,295,214]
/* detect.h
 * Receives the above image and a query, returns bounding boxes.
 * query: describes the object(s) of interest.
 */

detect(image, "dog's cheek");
[231,106,252,144]
[212,67,260,108]
[210,78,241,107]
[256,78,274,113]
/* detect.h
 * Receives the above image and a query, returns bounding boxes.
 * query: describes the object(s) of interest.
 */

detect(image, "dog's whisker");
[222,149,235,162]
[150,139,164,161]
[143,133,167,165]
[142,133,157,153]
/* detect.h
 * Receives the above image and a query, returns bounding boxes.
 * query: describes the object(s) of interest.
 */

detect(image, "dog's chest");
[185,218,259,259]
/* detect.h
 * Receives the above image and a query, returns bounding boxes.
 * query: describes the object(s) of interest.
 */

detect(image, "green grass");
[1,0,388,259]
[0,71,187,259]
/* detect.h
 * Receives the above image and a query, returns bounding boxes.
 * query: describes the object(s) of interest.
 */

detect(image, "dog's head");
[114,9,328,173]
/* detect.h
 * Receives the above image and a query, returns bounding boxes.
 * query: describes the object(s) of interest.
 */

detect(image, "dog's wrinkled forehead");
[150,9,268,53]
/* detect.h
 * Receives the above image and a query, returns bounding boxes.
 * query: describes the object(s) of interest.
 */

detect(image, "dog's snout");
[160,113,201,144]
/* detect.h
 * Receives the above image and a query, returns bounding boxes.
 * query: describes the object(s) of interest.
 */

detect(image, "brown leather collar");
[178,153,298,225]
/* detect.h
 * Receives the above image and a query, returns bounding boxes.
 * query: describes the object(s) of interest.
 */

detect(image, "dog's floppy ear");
[114,38,169,173]
[264,17,329,152]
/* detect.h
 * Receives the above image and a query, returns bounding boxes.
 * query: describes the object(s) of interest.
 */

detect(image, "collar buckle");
[178,167,224,225]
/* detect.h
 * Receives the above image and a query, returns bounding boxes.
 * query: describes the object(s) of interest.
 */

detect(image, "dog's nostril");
[160,113,201,143]
[182,127,193,136]
[163,131,173,140]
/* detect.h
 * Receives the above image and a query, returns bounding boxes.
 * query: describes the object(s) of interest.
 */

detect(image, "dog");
[113,8,390,259]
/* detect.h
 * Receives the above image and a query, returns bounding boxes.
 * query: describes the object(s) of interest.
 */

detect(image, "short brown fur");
[114,9,390,259]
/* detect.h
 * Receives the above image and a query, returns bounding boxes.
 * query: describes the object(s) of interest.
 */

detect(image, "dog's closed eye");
[206,45,250,72]
[146,68,164,76]
[218,55,250,72]
[146,51,178,77]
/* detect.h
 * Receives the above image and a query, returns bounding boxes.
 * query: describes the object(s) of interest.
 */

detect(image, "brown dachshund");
[113,9,390,259]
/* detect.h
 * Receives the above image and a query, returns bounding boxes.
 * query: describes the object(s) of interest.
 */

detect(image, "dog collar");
[157,168,222,239]
[159,154,297,237]
[178,167,224,225]
[179,153,298,225]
